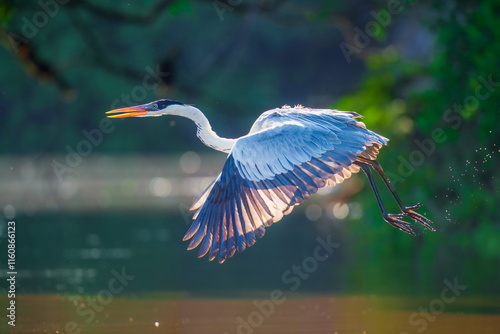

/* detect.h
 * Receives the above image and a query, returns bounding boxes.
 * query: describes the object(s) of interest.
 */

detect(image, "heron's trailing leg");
[355,159,435,234]
[356,157,435,231]
[355,162,416,235]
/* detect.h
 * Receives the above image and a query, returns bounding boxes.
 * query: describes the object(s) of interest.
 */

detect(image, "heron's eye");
[152,104,158,109]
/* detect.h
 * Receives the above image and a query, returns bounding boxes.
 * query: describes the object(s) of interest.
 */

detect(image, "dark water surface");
[3,294,500,334]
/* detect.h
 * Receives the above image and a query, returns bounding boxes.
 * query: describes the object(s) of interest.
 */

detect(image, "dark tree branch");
[72,0,178,24]
[67,8,145,82]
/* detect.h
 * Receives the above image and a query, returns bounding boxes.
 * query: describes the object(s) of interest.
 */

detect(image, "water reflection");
[7,295,500,334]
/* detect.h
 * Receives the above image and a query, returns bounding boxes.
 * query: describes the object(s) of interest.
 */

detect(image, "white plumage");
[183,105,387,262]
[107,100,435,263]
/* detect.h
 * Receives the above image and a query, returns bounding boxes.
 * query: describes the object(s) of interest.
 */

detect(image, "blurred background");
[0,0,499,333]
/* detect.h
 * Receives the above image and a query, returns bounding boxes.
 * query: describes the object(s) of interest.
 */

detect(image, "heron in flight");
[107,100,435,263]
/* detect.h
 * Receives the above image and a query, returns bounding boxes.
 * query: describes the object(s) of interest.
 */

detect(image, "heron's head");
[106,99,191,118]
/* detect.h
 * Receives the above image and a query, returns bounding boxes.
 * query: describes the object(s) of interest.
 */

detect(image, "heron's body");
[107,100,434,263]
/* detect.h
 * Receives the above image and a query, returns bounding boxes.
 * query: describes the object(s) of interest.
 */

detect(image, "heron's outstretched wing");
[183,110,387,263]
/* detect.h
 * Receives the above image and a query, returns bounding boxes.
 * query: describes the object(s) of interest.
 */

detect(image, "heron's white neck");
[174,105,237,153]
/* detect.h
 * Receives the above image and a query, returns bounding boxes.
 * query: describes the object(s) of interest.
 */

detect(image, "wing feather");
[184,108,388,262]
[217,201,229,261]
[190,178,217,211]
[198,210,214,258]
[234,189,249,253]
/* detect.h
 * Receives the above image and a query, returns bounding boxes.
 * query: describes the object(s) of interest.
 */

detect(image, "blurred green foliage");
[335,0,500,294]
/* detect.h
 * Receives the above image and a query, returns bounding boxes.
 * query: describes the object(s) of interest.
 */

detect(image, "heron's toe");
[404,203,422,211]
[406,210,435,231]
[383,213,416,236]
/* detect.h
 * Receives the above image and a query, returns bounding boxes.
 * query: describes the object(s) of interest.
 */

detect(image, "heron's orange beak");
[106,105,148,118]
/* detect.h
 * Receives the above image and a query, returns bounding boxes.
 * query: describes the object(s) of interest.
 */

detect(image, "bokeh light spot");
[149,177,172,197]
[179,151,201,174]
[305,204,322,221]
[333,203,349,220]
[3,204,16,219]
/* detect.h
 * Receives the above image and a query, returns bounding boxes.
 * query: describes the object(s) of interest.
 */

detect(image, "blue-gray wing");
[183,110,387,263]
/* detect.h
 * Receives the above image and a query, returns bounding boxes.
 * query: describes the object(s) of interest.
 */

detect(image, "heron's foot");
[383,213,416,236]
[402,203,436,232]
